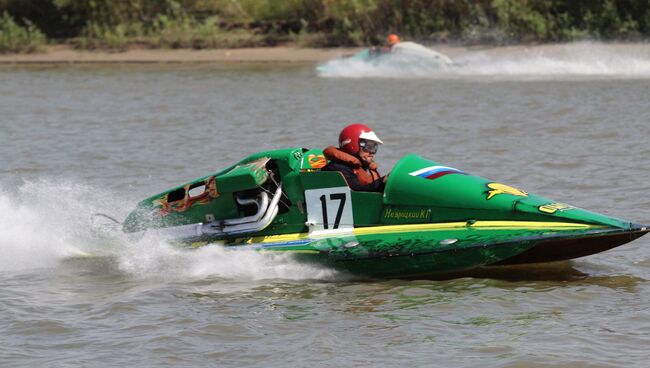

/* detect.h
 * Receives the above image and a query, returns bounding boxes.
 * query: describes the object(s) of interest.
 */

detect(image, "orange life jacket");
[323,146,381,186]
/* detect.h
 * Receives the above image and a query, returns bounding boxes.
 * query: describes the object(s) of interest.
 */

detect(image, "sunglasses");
[359,140,379,154]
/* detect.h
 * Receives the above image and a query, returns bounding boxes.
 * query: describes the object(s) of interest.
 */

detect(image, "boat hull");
[216,221,648,278]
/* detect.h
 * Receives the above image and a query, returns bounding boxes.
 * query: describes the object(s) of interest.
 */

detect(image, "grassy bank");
[0,11,45,53]
[1,0,650,53]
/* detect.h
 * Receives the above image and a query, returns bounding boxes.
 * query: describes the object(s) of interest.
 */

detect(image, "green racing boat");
[122,148,648,278]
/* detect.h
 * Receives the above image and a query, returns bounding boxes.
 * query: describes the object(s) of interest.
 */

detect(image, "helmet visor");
[359,139,379,154]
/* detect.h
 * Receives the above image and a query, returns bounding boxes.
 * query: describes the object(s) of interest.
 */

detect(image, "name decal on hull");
[383,208,432,221]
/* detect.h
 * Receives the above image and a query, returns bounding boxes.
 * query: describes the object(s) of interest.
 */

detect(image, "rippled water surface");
[1,45,650,367]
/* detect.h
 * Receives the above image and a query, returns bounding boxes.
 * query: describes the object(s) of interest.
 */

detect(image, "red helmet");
[339,124,383,155]
[387,33,400,46]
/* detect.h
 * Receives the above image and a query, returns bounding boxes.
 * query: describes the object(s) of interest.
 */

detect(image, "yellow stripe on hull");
[244,221,603,245]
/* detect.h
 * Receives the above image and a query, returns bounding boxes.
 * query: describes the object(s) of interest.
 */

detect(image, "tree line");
[2,0,650,53]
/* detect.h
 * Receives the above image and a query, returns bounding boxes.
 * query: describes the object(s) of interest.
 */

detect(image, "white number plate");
[304,187,353,231]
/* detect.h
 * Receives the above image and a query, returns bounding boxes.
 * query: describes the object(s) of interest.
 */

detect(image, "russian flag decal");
[409,165,466,180]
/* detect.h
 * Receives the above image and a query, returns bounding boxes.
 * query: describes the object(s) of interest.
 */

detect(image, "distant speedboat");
[317,41,453,74]
[363,41,453,65]
[121,148,648,278]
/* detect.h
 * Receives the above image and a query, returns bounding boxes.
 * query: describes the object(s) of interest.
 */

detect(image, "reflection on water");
[433,261,589,282]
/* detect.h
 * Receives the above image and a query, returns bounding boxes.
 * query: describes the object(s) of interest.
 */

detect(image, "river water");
[1,43,650,367]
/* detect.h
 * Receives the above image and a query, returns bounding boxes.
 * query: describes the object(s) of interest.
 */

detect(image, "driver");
[322,124,388,192]
[370,33,401,55]
[386,33,401,50]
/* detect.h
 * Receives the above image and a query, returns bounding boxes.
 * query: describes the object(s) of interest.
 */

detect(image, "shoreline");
[0,45,361,65]
[2,42,650,65]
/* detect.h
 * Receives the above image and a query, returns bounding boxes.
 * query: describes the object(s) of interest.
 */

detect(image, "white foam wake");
[0,180,337,281]
[0,180,119,272]
[118,234,337,281]
[453,43,650,79]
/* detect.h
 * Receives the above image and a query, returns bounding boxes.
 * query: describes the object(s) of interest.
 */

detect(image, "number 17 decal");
[319,193,346,229]
[305,187,353,231]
